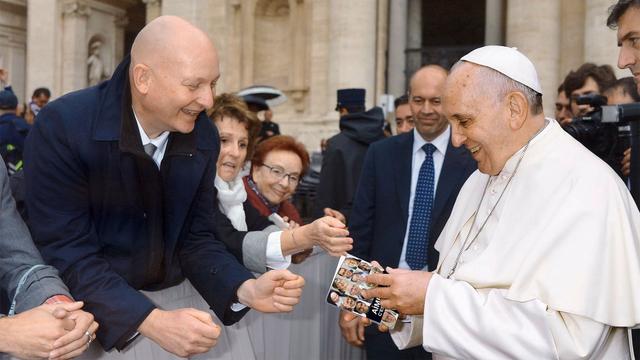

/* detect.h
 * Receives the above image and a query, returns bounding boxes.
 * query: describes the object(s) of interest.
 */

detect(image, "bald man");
[340,65,475,359]
[24,16,304,358]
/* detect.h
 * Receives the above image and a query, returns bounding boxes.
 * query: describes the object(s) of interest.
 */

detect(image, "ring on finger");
[85,331,93,345]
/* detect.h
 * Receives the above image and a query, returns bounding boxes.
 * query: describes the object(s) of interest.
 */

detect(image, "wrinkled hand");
[307,216,352,256]
[362,267,432,316]
[238,269,305,313]
[0,302,83,359]
[50,304,98,360]
[323,208,346,224]
[622,147,631,177]
[138,308,221,358]
[338,310,369,347]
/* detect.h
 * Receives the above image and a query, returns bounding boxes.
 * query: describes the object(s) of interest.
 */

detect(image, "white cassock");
[391,119,640,359]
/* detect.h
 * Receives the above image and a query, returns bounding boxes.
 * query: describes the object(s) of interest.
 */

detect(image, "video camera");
[563,94,640,177]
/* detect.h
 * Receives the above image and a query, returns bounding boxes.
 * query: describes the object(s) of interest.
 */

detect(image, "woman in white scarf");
[208,94,357,360]
[210,94,352,271]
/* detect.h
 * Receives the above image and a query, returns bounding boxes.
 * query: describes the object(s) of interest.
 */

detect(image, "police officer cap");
[0,89,18,110]
[241,94,269,112]
[461,45,543,94]
[335,88,365,111]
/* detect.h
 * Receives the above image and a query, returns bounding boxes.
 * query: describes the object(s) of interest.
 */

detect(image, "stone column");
[327,0,377,108]
[559,0,584,80]
[142,0,162,24]
[506,0,560,117]
[375,0,389,104]
[114,14,129,64]
[584,0,626,78]
[485,0,505,45]
[61,0,90,94]
[405,0,422,79]
[27,0,59,97]
[308,0,330,116]
[387,0,408,97]
[290,0,308,113]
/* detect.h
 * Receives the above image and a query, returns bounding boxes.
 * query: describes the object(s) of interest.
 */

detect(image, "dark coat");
[349,130,477,271]
[24,56,254,351]
[314,107,385,219]
[0,112,30,174]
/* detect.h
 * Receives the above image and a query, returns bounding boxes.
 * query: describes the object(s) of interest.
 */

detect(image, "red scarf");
[243,176,303,225]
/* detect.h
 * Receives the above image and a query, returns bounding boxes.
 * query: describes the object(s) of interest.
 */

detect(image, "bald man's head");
[407,64,449,141]
[129,16,220,138]
[409,65,448,96]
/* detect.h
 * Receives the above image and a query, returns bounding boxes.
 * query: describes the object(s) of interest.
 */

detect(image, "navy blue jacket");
[24,57,254,351]
[349,130,476,271]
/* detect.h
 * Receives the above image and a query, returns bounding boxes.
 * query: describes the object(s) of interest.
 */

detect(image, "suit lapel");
[432,137,465,226]
[394,132,414,220]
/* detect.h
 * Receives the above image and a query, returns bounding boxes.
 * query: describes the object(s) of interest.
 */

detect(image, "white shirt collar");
[132,109,170,149]
[412,125,450,156]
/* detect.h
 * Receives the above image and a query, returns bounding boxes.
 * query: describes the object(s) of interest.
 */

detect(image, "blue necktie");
[406,143,436,270]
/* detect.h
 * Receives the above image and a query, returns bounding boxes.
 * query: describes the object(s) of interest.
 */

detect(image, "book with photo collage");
[326,254,399,329]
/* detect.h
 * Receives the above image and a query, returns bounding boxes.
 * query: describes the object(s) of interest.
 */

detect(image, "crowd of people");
[1,1,640,359]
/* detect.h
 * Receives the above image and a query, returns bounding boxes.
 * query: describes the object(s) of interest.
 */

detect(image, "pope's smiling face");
[444,63,514,176]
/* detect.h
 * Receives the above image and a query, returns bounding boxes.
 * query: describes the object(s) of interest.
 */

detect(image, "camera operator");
[563,63,617,118]
[608,2,640,358]
[555,83,573,126]
[604,77,640,177]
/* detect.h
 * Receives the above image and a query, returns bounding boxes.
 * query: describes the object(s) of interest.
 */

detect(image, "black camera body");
[563,94,640,177]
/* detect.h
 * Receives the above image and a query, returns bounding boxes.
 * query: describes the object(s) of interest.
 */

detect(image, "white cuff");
[231,302,247,312]
[265,231,291,270]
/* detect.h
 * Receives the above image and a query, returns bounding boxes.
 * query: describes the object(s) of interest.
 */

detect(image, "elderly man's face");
[617,6,640,93]
[145,50,219,134]
[409,68,448,141]
[444,64,512,175]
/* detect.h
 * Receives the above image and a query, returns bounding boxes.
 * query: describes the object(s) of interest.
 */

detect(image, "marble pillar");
[143,0,162,24]
[387,0,408,97]
[559,0,584,80]
[61,0,90,95]
[327,0,377,108]
[584,0,627,78]
[27,0,59,97]
[506,0,560,117]
[406,0,422,79]
[485,0,505,45]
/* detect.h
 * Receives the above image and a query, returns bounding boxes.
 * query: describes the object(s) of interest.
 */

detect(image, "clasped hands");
[139,269,304,358]
[0,301,97,360]
[338,261,432,347]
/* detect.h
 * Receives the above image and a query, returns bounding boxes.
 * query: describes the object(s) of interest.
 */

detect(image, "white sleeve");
[390,316,424,349]
[422,274,613,359]
[265,231,292,270]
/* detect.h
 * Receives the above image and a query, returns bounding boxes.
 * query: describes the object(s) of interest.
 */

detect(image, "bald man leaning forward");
[24,16,305,359]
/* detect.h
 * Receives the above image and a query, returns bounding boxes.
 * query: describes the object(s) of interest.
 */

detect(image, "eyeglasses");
[261,164,300,185]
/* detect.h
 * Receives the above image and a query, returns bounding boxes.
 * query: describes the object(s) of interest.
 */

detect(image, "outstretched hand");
[238,269,305,313]
[307,216,352,256]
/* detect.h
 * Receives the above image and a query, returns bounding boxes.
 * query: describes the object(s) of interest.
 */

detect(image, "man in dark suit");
[24,16,304,358]
[339,65,476,359]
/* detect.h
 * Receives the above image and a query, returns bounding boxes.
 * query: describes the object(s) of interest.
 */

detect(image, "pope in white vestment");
[363,46,640,360]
